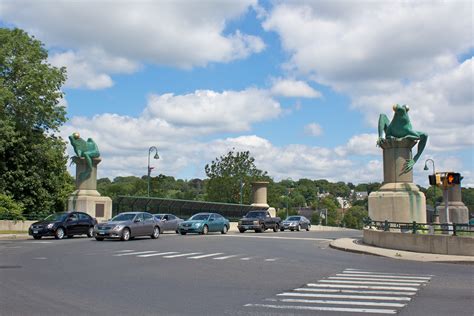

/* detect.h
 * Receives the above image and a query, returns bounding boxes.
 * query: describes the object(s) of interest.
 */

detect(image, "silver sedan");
[153,213,183,233]
[280,215,311,231]
[94,212,160,241]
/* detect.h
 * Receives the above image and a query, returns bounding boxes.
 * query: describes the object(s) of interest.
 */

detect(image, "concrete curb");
[330,238,474,264]
[0,234,30,240]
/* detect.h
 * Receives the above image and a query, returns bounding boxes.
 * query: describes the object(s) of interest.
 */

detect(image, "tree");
[0,28,72,219]
[204,150,267,203]
[0,193,25,220]
[342,205,368,229]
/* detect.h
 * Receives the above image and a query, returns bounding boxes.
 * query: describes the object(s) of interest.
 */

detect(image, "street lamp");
[147,146,159,197]
[424,158,438,223]
[239,179,245,204]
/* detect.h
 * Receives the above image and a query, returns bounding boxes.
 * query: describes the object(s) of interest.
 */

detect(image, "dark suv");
[29,212,97,240]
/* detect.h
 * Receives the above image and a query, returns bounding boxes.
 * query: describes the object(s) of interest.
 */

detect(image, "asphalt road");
[0,229,472,316]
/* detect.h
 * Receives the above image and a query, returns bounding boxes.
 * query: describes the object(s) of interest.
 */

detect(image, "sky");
[1,0,473,187]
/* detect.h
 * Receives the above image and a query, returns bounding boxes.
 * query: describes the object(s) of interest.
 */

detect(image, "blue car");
[178,213,229,235]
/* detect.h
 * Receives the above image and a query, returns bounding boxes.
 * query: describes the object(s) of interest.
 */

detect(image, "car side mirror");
[134,219,141,223]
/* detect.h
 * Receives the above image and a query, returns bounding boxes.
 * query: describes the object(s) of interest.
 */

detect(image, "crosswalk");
[111,249,279,262]
[245,268,433,314]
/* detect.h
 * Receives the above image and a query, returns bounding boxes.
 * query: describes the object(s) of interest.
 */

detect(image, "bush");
[0,194,25,221]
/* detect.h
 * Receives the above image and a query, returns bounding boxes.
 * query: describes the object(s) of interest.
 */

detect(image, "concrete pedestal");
[67,156,112,221]
[436,184,469,224]
[368,138,427,223]
[250,181,276,216]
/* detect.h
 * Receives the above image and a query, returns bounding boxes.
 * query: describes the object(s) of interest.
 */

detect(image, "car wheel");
[221,225,228,234]
[273,224,279,232]
[297,224,301,232]
[121,228,130,241]
[33,236,42,240]
[87,226,94,238]
[95,237,104,241]
[238,228,246,233]
[180,231,187,235]
[151,226,160,239]
[202,225,209,235]
[176,230,179,234]
[306,224,311,231]
[55,227,65,240]
[280,228,284,231]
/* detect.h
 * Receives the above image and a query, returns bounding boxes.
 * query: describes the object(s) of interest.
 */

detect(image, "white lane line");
[340,273,431,280]
[276,292,411,301]
[188,253,224,259]
[244,304,397,314]
[307,283,419,291]
[137,252,178,258]
[114,251,156,257]
[27,241,53,244]
[114,250,135,253]
[265,258,278,262]
[320,280,422,286]
[343,270,434,277]
[278,298,406,308]
[240,257,252,260]
[33,257,47,260]
[329,276,427,283]
[222,235,333,242]
[213,254,239,260]
[294,288,415,296]
[163,252,201,258]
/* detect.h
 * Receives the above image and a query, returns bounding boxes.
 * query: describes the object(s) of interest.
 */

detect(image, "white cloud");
[271,78,321,98]
[1,1,264,77]
[304,123,323,137]
[335,133,378,157]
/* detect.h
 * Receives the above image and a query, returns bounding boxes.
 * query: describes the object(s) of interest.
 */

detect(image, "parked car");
[280,215,311,231]
[94,212,160,241]
[237,210,281,233]
[153,213,184,233]
[178,213,229,235]
[29,212,97,240]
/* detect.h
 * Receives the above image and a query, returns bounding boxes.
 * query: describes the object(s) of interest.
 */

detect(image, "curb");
[0,234,30,240]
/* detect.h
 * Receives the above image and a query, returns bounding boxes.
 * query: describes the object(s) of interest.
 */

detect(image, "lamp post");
[147,146,159,197]
[424,158,438,223]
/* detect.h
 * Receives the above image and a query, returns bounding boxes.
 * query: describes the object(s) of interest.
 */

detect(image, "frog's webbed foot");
[376,137,385,147]
[401,159,415,175]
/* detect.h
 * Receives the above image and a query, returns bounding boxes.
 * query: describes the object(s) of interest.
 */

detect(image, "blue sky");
[1,1,472,187]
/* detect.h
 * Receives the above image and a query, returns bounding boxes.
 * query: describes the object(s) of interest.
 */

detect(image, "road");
[0,229,472,315]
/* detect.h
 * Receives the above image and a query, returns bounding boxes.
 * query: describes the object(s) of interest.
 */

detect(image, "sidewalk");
[330,238,474,263]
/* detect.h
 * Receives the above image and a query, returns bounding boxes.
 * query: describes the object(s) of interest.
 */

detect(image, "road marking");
[340,273,431,280]
[343,270,433,277]
[265,258,278,262]
[277,298,406,308]
[319,280,422,286]
[33,257,47,260]
[276,292,411,301]
[114,250,135,253]
[240,257,252,260]
[27,241,53,244]
[222,235,333,242]
[137,252,178,258]
[307,283,419,291]
[213,254,239,260]
[163,252,201,258]
[293,288,416,296]
[188,253,224,259]
[244,304,397,314]
[330,276,427,283]
[114,251,156,257]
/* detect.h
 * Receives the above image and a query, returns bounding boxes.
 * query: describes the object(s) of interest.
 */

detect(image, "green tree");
[204,150,267,203]
[0,28,72,219]
[342,205,368,229]
[0,193,25,220]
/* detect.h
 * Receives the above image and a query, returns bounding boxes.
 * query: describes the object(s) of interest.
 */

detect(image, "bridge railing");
[366,220,473,236]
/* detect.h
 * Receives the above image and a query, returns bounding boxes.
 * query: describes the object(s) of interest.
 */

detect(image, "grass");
[0,230,28,234]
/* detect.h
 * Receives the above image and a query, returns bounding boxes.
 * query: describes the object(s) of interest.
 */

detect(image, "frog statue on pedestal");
[68,132,100,181]
[377,104,428,174]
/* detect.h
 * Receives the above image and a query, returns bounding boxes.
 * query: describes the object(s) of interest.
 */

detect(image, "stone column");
[251,181,276,217]
[436,184,469,223]
[67,157,112,221]
[368,139,426,223]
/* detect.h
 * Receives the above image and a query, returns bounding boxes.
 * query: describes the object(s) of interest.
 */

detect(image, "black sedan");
[29,212,97,240]
[280,215,311,231]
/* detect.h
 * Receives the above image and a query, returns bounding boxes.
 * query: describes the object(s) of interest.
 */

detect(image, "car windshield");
[246,211,266,218]
[44,213,68,221]
[111,213,136,222]
[287,216,300,221]
[190,214,210,221]
[154,214,163,220]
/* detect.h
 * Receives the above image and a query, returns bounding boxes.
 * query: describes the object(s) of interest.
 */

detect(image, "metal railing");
[366,220,473,236]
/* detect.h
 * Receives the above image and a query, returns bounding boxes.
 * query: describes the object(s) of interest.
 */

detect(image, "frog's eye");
[392,104,397,111]
[404,105,409,112]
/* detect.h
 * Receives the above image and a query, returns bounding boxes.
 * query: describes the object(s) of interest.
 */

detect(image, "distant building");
[354,191,368,200]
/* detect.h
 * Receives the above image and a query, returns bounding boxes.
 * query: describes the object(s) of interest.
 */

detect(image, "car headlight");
[47,223,54,229]
[194,223,202,228]
[113,225,124,231]
[290,222,296,226]
[253,220,259,225]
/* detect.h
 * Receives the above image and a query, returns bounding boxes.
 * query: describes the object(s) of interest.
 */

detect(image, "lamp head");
[153,153,160,159]
[423,165,429,171]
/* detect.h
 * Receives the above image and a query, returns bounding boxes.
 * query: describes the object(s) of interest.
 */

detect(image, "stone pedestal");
[368,139,426,223]
[67,157,112,221]
[251,181,276,217]
[436,184,469,223]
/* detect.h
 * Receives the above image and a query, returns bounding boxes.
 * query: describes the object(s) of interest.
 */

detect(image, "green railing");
[366,220,473,236]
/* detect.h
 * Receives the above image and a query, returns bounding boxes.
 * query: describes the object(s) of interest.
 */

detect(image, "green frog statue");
[377,104,428,174]
[69,132,100,181]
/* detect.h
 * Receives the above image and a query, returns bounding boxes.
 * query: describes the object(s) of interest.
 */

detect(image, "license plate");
[98,232,105,235]
[33,230,38,234]
[243,225,250,229]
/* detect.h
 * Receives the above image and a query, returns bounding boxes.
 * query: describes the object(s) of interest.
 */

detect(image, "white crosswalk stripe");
[163,252,201,258]
[137,252,178,258]
[245,269,432,314]
[113,251,156,256]
[213,254,239,260]
[188,253,224,259]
